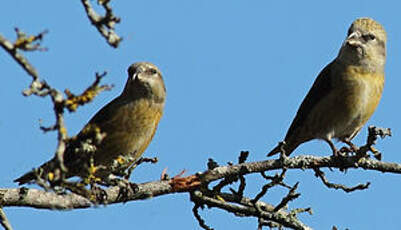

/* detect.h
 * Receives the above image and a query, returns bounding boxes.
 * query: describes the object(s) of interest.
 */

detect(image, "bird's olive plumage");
[15,62,166,184]
[268,18,386,156]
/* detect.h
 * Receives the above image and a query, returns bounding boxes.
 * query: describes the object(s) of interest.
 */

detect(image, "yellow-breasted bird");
[268,18,386,157]
[15,62,166,185]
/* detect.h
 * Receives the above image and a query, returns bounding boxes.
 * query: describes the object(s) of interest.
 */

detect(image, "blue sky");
[1,1,401,229]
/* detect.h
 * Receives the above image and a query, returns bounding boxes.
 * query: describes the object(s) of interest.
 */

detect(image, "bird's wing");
[284,60,335,142]
[86,96,122,126]
[64,97,123,161]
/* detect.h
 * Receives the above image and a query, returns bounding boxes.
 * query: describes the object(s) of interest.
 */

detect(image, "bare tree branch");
[191,191,311,230]
[0,31,113,189]
[273,182,300,212]
[192,203,214,230]
[253,169,288,203]
[80,0,122,48]
[313,168,370,192]
[2,154,401,209]
[0,31,41,80]
[64,71,113,112]
[357,126,392,160]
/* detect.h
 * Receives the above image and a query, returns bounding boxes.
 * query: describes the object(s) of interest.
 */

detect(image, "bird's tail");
[14,159,57,185]
[267,141,298,157]
[14,171,36,185]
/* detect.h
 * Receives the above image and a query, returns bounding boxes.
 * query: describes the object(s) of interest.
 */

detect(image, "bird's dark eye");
[363,34,376,41]
[148,68,157,74]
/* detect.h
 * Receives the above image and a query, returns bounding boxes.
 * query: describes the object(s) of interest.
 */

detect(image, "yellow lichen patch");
[59,127,67,136]
[64,82,111,112]
[90,164,97,175]
[215,194,226,202]
[13,28,48,51]
[82,158,102,185]
[47,172,55,181]
[14,35,35,47]
[116,156,126,165]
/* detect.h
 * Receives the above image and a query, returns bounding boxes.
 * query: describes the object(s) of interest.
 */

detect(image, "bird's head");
[338,18,387,72]
[123,62,166,103]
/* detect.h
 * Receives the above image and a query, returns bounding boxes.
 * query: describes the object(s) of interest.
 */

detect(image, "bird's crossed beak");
[346,31,362,47]
[132,72,139,81]
[131,70,144,82]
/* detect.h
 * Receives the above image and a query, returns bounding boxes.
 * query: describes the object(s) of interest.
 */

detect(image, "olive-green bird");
[15,62,166,185]
[268,18,386,157]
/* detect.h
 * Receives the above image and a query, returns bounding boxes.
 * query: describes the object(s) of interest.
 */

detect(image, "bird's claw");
[111,177,138,202]
[90,184,108,204]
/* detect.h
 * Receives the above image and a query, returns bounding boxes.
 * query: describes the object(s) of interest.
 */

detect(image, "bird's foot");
[342,138,360,153]
[330,145,345,158]
[89,183,108,204]
[59,180,107,204]
[332,149,344,158]
[354,146,372,159]
[324,139,344,158]
[367,146,382,160]
[104,175,138,203]
[338,146,353,156]
[279,150,290,167]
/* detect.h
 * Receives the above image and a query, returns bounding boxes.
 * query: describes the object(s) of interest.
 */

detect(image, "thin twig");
[64,71,113,112]
[1,31,112,188]
[273,182,300,212]
[80,0,122,48]
[357,126,392,160]
[124,157,158,179]
[0,32,40,80]
[253,169,288,203]
[313,168,370,193]
[3,153,401,210]
[191,191,311,230]
[0,207,13,230]
[236,151,249,197]
[190,196,214,230]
